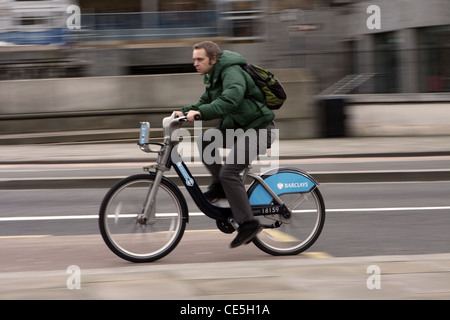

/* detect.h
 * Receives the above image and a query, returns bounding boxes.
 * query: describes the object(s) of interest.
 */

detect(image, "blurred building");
[0,0,448,94]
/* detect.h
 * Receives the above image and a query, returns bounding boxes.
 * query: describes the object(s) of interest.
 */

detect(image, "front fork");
[137,136,175,225]
[137,169,165,225]
[138,161,168,225]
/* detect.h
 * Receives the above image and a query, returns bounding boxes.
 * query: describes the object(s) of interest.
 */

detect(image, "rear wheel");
[248,172,326,255]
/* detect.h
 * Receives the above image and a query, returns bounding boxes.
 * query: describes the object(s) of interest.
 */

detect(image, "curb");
[2,149,450,165]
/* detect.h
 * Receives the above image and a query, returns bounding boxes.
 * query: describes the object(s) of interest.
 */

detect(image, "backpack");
[242,64,287,110]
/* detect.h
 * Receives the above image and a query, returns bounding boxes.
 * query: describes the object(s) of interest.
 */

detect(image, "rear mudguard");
[247,167,319,206]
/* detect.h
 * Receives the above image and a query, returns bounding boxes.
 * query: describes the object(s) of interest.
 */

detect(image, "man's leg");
[219,162,252,223]
[221,128,265,247]
[221,124,274,223]
[198,128,226,200]
[200,124,276,247]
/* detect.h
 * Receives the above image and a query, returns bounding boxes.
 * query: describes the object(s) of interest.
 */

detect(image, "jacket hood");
[217,50,247,69]
[205,50,247,85]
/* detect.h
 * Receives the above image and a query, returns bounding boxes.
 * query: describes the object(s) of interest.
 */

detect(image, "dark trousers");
[198,124,276,224]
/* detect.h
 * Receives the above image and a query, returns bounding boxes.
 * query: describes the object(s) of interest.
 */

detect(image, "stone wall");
[0,68,318,140]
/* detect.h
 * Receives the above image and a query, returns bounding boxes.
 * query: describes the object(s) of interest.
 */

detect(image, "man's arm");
[197,66,246,120]
[180,90,209,114]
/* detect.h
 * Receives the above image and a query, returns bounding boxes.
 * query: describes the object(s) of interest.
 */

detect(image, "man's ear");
[210,56,218,65]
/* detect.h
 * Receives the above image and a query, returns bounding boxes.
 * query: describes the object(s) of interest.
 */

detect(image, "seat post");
[241,165,251,182]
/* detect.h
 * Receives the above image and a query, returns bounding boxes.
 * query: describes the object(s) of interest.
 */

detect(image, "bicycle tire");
[248,169,326,256]
[99,174,188,262]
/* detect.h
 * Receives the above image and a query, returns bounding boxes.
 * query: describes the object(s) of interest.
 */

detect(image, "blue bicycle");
[99,113,326,262]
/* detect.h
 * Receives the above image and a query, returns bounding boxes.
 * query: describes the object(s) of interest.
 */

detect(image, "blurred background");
[0,0,449,141]
[1,2,450,298]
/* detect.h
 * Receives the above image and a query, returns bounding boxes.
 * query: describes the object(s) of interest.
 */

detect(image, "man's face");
[193,48,217,75]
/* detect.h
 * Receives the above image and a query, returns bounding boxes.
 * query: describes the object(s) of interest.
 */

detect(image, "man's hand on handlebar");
[173,110,201,123]
[186,111,201,122]
[173,111,185,118]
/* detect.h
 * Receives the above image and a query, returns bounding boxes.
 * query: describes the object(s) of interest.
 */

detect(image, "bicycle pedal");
[216,220,235,234]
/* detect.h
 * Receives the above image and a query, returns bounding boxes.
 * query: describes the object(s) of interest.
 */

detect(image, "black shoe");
[204,183,226,202]
[230,220,262,248]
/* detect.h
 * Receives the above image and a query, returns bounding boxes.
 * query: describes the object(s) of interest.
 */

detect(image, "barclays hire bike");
[99,113,326,263]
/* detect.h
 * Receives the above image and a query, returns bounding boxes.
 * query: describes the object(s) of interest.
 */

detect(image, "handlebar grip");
[179,112,201,121]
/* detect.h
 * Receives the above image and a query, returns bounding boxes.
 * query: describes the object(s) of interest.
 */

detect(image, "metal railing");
[0,10,220,45]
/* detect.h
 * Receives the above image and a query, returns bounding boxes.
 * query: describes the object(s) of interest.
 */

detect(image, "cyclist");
[174,41,275,248]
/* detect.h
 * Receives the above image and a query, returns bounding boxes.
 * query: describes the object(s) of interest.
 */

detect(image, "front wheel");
[99,174,187,262]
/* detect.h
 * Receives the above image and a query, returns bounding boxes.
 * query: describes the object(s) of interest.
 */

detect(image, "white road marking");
[1,206,449,222]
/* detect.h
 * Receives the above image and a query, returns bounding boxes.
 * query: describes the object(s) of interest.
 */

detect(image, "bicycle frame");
[137,113,317,226]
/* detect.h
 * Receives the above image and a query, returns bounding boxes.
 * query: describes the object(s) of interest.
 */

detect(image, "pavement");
[1,134,450,301]
[1,253,450,301]
[1,135,450,188]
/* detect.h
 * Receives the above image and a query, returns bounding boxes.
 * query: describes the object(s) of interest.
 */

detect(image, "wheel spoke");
[249,171,325,256]
[99,175,186,262]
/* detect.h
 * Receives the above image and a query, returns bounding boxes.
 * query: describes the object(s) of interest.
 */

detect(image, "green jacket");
[181,50,275,130]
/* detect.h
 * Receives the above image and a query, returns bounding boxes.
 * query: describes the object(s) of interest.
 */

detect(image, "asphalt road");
[1,156,450,273]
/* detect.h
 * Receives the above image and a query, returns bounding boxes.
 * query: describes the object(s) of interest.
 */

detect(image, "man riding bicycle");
[174,41,275,248]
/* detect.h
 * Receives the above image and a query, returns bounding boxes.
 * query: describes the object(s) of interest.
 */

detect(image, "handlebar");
[139,112,201,153]
[175,113,201,122]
